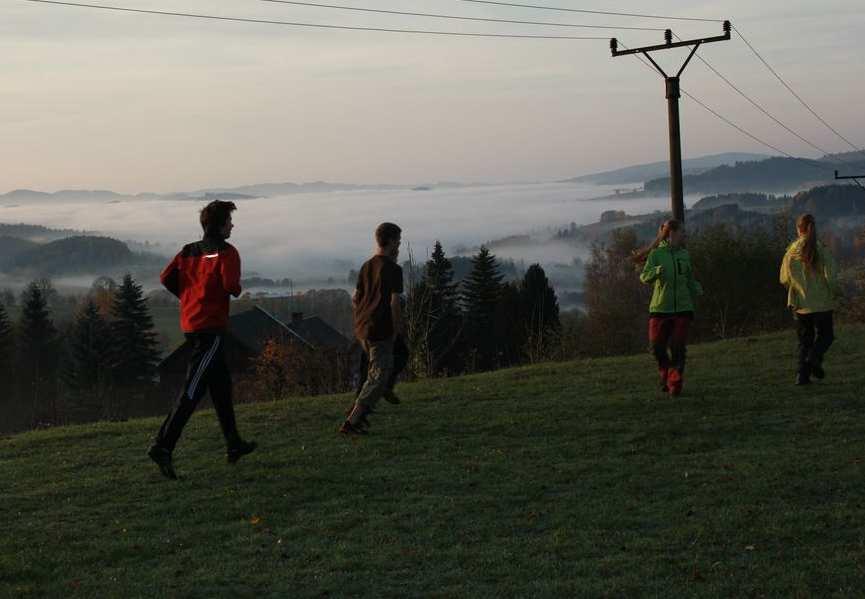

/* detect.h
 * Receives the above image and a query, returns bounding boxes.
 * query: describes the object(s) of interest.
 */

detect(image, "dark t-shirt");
[354,255,404,341]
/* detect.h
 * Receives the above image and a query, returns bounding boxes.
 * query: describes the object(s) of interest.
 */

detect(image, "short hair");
[375,222,402,247]
[200,200,237,235]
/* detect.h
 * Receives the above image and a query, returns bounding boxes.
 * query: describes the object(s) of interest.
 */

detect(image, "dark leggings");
[796,311,834,374]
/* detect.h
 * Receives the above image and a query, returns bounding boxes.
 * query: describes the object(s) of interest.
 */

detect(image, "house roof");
[158,305,349,369]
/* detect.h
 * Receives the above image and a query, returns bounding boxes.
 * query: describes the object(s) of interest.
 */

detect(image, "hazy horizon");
[3,1,864,193]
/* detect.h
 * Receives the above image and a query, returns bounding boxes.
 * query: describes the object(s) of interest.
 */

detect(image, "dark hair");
[375,222,402,248]
[632,219,683,264]
[200,200,237,236]
[796,213,818,271]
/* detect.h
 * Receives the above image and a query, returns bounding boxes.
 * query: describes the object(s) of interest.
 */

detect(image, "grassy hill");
[2,327,864,597]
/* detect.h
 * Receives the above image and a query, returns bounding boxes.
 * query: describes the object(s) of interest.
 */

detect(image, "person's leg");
[153,334,219,452]
[347,339,394,427]
[649,316,673,391]
[383,336,409,403]
[205,339,242,449]
[355,346,370,397]
[668,316,691,396]
[810,311,834,377]
[796,313,815,383]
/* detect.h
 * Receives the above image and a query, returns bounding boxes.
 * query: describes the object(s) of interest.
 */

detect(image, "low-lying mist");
[1,182,674,287]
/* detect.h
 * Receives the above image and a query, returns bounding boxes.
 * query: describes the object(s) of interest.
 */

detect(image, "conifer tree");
[0,300,12,374]
[520,264,560,362]
[63,299,112,417]
[460,246,504,371]
[110,274,160,389]
[18,281,59,422]
[423,241,463,374]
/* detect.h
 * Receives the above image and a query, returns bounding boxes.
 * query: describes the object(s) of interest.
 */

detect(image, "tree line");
[0,274,161,430]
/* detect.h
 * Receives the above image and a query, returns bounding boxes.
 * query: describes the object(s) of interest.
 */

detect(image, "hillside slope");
[2,327,864,597]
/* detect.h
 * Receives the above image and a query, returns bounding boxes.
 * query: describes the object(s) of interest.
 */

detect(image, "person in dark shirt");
[341,222,404,434]
[147,200,256,479]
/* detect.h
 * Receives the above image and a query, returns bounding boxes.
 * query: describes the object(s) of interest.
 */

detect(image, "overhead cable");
[452,0,720,23]
[24,0,606,38]
[733,23,862,154]
[257,0,665,31]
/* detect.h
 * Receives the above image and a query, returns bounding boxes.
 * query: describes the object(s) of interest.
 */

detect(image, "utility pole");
[611,22,731,222]
[834,170,865,190]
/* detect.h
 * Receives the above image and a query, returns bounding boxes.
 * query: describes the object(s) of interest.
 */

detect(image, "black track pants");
[796,311,834,375]
[154,333,240,452]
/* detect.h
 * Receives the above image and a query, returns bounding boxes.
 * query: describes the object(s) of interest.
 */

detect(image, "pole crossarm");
[610,22,730,57]
[835,170,865,181]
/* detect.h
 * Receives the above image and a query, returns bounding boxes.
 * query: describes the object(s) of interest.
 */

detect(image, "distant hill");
[564,153,768,185]
[790,185,865,218]
[0,222,85,242]
[4,235,162,276]
[0,236,39,262]
[645,156,865,194]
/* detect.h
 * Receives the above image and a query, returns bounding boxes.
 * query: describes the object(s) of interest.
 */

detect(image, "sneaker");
[383,391,401,405]
[795,372,811,386]
[339,421,368,435]
[147,445,177,480]
[227,440,257,464]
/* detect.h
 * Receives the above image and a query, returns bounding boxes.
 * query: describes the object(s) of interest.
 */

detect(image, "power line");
[23,0,607,39]
[733,23,862,154]
[258,0,665,31]
[452,0,720,23]
[670,33,845,162]
[619,42,832,173]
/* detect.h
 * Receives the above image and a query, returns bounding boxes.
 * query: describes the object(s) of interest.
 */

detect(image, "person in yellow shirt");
[780,214,839,386]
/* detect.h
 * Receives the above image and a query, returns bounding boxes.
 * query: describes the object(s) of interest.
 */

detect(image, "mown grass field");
[2,326,864,598]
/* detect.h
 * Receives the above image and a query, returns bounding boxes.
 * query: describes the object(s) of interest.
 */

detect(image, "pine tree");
[423,241,463,374]
[0,300,12,374]
[63,299,112,418]
[110,274,160,392]
[520,264,561,363]
[18,281,59,423]
[460,246,504,371]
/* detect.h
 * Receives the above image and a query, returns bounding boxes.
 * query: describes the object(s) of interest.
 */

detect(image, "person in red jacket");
[147,200,256,480]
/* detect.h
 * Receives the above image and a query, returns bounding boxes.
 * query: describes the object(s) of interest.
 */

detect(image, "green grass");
[2,327,864,598]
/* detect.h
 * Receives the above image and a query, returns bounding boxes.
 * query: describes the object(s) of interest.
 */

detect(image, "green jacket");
[779,239,838,314]
[639,241,703,314]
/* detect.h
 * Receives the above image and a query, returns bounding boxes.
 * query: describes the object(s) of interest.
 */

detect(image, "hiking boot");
[147,445,177,480]
[383,391,401,405]
[339,420,368,435]
[795,372,811,386]
[227,440,257,464]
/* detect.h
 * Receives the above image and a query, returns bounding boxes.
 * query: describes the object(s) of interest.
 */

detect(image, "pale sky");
[2,0,863,193]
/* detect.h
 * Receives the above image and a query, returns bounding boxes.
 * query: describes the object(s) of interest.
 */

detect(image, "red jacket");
[160,237,242,332]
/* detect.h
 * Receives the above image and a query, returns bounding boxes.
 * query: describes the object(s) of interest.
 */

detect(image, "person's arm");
[779,247,792,287]
[391,264,405,338]
[160,253,182,298]
[639,251,662,285]
[390,292,403,338]
[221,247,242,298]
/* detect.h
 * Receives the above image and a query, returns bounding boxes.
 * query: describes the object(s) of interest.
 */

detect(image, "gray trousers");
[355,339,394,410]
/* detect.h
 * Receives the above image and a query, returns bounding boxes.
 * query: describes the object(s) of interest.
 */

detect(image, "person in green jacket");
[636,219,703,396]
[780,213,838,385]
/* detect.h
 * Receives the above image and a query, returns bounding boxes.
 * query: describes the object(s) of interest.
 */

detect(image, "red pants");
[648,315,691,373]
